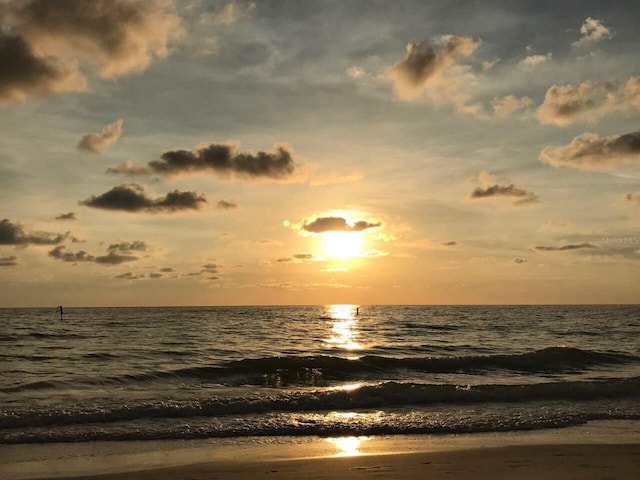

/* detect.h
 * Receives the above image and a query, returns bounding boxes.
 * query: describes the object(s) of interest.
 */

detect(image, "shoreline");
[2,420,640,480]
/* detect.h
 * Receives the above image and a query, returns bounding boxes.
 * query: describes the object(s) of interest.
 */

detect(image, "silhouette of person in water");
[56,305,64,320]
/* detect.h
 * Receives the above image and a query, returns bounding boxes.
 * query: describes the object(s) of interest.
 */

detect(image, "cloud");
[77,119,123,153]
[107,241,149,254]
[482,59,499,72]
[442,241,457,246]
[573,17,614,47]
[277,253,316,263]
[0,1,181,102]
[48,244,139,265]
[387,36,482,114]
[492,95,533,119]
[513,258,527,264]
[0,218,67,245]
[470,184,539,205]
[207,1,255,26]
[625,193,640,204]
[346,65,366,79]
[80,183,208,213]
[309,170,364,186]
[0,33,86,102]
[301,216,381,233]
[11,0,182,79]
[113,142,303,181]
[106,160,151,176]
[534,243,596,251]
[55,212,77,221]
[216,200,237,210]
[537,77,640,126]
[540,130,640,170]
[0,255,18,267]
[519,53,552,67]
[114,272,145,280]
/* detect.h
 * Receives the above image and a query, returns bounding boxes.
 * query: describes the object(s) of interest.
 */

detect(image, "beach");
[3,421,640,480]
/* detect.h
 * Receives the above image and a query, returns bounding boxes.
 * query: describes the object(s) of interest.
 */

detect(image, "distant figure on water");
[56,305,64,320]
[356,307,359,316]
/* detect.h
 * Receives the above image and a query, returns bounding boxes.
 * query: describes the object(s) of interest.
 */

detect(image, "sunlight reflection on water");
[326,436,370,456]
[324,304,362,351]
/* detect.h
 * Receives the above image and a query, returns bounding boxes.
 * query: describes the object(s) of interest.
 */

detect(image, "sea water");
[1,305,639,443]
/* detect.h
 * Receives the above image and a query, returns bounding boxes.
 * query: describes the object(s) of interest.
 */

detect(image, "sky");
[1,0,640,307]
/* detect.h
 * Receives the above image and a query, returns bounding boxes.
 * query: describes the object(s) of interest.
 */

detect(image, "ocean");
[1,305,640,444]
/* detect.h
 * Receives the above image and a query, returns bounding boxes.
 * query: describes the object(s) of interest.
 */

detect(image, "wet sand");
[3,421,640,480]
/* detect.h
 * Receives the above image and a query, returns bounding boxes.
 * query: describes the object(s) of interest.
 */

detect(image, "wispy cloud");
[0,255,18,267]
[492,95,533,119]
[55,212,77,221]
[77,119,123,153]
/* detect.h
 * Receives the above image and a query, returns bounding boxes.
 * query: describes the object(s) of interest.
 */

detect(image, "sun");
[322,232,364,260]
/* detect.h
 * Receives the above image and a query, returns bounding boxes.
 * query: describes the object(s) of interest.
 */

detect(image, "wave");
[2,376,640,430]
[3,347,637,393]
[145,347,640,385]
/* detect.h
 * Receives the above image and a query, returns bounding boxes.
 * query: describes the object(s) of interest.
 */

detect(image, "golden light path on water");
[324,304,362,352]
[322,306,372,455]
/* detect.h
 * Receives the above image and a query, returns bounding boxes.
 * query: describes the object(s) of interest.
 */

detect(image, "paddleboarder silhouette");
[56,305,64,320]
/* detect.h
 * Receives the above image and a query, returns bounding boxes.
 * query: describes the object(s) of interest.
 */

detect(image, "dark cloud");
[114,272,145,280]
[0,218,67,245]
[513,258,527,264]
[0,1,180,102]
[470,184,539,205]
[302,216,381,233]
[534,243,596,251]
[278,253,315,263]
[12,0,181,78]
[0,255,18,267]
[626,193,640,204]
[216,200,237,210]
[80,183,207,213]
[201,263,218,275]
[55,212,77,221]
[147,142,300,181]
[540,130,640,170]
[95,251,138,265]
[77,119,123,153]
[442,241,457,246]
[160,267,174,273]
[387,36,480,101]
[48,245,139,265]
[149,272,163,279]
[0,33,86,102]
[107,241,148,253]
[48,246,95,263]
